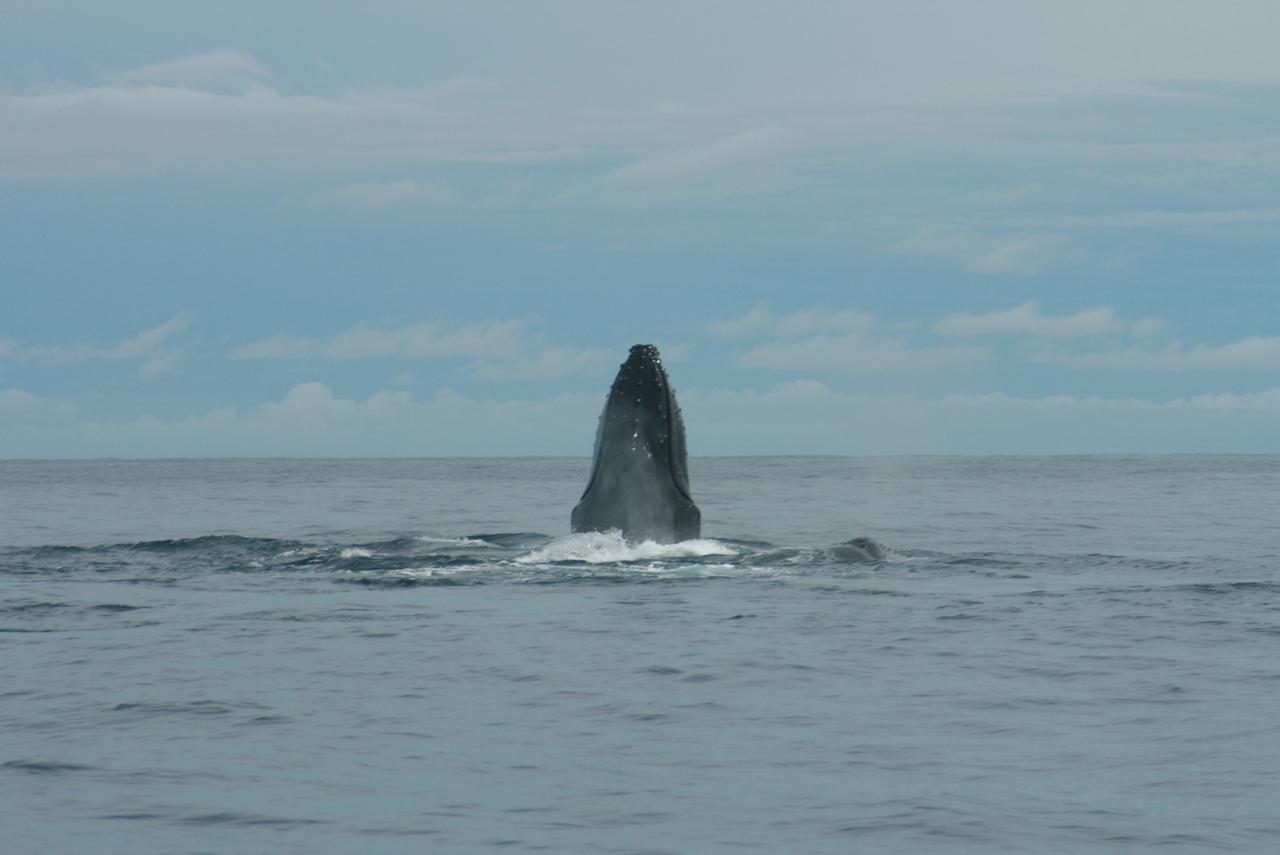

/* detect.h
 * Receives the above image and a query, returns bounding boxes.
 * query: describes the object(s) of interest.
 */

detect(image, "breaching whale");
[571,344,701,543]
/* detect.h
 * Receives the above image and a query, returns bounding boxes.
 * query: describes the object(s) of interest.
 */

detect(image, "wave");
[4,530,1266,593]
[7,535,301,556]
[514,531,738,565]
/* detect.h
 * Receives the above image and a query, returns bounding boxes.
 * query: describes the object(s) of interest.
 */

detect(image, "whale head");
[571,344,701,543]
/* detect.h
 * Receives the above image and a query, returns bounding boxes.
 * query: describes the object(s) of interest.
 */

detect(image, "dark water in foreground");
[2,456,1278,853]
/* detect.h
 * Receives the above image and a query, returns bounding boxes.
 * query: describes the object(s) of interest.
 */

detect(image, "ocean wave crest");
[514,531,737,565]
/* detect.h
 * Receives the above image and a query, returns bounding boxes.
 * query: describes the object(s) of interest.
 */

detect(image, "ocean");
[2,456,1277,853]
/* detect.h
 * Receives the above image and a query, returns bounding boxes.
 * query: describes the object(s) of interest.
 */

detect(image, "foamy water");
[515,531,738,565]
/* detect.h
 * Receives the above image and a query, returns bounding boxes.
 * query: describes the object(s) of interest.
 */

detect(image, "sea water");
[2,457,1277,853]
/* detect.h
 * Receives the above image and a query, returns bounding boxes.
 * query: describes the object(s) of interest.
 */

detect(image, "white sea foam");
[339,547,373,559]
[622,561,738,577]
[276,547,320,558]
[388,565,486,579]
[514,531,736,565]
[415,536,495,547]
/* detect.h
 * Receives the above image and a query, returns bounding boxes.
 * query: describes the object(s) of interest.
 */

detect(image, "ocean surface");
[2,456,1277,853]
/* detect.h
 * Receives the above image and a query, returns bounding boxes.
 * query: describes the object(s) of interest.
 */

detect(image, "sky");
[3,0,1280,457]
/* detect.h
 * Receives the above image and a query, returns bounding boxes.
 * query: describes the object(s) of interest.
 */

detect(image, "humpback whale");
[572,344,701,543]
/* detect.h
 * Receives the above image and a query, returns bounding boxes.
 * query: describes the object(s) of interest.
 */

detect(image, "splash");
[515,531,736,565]
[414,536,497,548]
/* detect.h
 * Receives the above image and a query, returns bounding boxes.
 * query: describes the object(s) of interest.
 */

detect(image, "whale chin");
[571,344,701,544]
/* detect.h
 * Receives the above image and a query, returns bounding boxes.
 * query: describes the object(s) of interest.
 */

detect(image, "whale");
[572,344,701,543]
[828,537,887,562]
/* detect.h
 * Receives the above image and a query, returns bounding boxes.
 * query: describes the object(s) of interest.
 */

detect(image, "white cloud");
[736,334,990,374]
[707,305,776,339]
[943,387,1280,413]
[469,345,613,382]
[709,304,988,375]
[1,53,594,181]
[111,50,271,90]
[1035,336,1280,371]
[934,301,1164,339]
[1031,208,1280,231]
[0,388,80,428]
[3,2,1280,236]
[0,383,603,458]
[138,351,183,377]
[927,302,1280,378]
[5,38,1280,260]
[113,313,189,359]
[942,391,1160,409]
[230,320,530,361]
[605,127,794,186]
[1128,317,1169,340]
[892,229,1084,276]
[709,304,876,340]
[315,179,459,213]
[1,313,187,375]
[230,318,610,381]
[1180,388,1280,410]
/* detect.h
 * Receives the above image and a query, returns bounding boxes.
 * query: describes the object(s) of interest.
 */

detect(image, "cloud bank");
[5,380,1279,458]
[230,318,611,381]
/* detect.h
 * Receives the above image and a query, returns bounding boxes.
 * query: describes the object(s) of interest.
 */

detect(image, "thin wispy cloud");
[230,319,611,381]
[892,230,1084,276]
[138,350,184,377]
[709,305,876,339]
[1027,208,1280,231]
[711,305,989,375]
[1033,336,1280,372]
[605,127,795,187]
[0,313,188,376]
[1,53,588,181]
[469,346,614,382]
[934,301,1166,339]
[230,320,532,361]
[111,50,271,90]
[314,179,459,213]
[736,334,990,375]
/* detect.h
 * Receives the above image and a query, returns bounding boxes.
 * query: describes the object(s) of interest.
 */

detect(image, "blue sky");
[3,0,1280,456]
